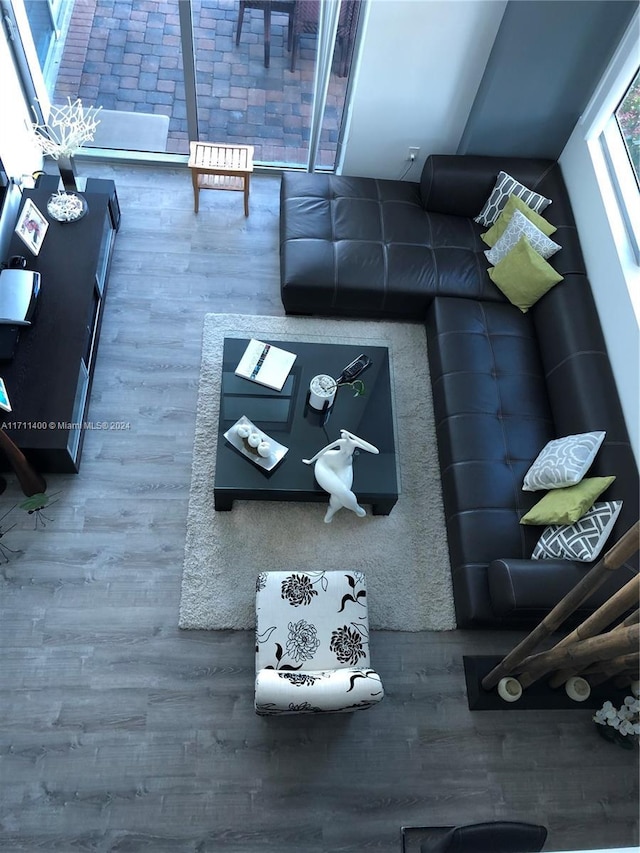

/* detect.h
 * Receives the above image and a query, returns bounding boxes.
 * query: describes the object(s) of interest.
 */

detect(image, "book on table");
[234,339,297,391]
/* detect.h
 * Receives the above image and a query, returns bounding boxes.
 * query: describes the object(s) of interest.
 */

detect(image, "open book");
[234,339,297,391]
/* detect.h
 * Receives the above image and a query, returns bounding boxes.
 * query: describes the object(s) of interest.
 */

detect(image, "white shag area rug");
[178,314,456,632]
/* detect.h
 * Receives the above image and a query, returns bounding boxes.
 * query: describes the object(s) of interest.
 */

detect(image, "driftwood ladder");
[464,522,640,710]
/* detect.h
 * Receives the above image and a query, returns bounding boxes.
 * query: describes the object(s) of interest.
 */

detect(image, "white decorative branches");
[30,99,102,159]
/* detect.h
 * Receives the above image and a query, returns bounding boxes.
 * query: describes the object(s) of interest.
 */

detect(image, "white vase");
[57,154,78,192]
[309,374,336,410]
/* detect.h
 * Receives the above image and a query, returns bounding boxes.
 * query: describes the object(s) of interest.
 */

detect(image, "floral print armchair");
[255,571,384,715]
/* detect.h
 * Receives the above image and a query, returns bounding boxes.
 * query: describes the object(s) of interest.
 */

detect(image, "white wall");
[340,0,507,179]
[0,30,42,179]
[559,17,639,463]
[561,130,640,462]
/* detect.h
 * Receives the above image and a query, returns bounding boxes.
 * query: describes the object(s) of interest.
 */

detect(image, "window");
[578,11,640,269]
[597,61,640,266]
[614,68,640,189]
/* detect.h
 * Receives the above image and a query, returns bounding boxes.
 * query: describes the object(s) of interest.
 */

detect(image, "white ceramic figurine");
[303,429,379,523]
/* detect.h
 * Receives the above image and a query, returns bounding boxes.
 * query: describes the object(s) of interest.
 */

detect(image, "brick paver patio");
[54,0,351,167]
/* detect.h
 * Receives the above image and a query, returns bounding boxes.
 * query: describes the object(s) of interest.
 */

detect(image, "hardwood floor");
[0,164,637,853]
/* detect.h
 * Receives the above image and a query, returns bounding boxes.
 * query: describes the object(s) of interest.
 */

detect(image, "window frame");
[581,12,640,267]
[600,108,640,265]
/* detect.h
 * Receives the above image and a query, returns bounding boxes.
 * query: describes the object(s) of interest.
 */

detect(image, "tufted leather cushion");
[427,290,638,627]
[487,557,636,619]
[425,296,555,626]
[280,172,498,317]
[420,155,571,224]
[280,156,586,319]
[530,273,638,568]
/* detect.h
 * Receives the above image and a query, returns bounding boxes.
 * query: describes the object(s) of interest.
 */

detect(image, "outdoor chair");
[255,570,384,715]
[289,0,359,76]
[418,821,548,853]
[235,0,295,68]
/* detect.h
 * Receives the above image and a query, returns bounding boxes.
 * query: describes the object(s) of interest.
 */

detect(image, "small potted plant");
[308,373,365,410]
[308,354,371,410]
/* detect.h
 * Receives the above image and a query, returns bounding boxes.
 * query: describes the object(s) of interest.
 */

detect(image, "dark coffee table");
[214,338,399,513]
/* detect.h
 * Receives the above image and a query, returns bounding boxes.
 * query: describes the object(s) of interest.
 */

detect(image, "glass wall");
[11,0,361,169]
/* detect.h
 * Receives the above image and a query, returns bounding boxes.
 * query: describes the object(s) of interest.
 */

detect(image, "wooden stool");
[188,142,254,216]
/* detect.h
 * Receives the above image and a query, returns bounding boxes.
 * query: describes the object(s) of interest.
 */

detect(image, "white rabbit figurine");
[303,429,379,523]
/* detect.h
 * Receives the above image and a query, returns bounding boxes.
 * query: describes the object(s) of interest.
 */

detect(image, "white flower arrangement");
[46,191,86,222]
[593,682,640,744]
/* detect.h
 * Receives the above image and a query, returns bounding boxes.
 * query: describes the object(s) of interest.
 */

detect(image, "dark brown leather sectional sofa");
[280,155,639,628]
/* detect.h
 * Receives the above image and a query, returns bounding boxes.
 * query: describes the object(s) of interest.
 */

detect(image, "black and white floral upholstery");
[255,571,384,715]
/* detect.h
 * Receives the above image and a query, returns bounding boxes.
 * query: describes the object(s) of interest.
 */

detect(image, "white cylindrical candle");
[497,677,523,703]
[565,676,591,702]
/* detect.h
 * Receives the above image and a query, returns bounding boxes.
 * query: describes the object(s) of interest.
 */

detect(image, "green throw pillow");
[482,194,557,247]
[488,236,563,312]
[520,476,616,525]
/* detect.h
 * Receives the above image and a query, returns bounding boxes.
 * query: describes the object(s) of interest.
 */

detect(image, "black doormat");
[464,655,630,711]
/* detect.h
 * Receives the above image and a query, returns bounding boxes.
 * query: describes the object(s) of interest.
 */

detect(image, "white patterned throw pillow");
[523,431,606,491]
[532,501,623,562]
[474,171,552,228]
[485,209,561,265]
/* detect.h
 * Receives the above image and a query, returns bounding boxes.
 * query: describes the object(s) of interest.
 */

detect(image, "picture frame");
[0,377,11,412]
[14,197,49,256]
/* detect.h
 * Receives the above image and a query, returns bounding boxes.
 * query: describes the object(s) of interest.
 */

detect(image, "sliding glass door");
[190,0,359,168]
[7,0,361,170]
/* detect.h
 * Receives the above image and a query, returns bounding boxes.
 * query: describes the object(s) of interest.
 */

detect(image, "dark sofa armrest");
[419,154,559,220]
[488,558,584,617]
[488,558,638,618]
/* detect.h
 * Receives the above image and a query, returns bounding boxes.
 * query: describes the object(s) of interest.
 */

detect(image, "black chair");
[289,0,359,76]
[235,0,295,68]
[419,821,548,853]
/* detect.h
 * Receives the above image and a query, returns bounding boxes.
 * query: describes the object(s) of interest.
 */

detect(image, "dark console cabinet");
[0,183,118,473]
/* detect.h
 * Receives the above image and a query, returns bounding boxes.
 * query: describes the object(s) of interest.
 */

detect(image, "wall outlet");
[408,146,420,161]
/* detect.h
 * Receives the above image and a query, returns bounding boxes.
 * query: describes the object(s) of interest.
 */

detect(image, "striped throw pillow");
[475,171,552,228]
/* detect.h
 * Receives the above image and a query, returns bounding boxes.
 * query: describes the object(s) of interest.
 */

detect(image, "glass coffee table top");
[214,338,399,513]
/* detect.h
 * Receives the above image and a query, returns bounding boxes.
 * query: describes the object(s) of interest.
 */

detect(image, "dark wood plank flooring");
[0,164,637,853]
